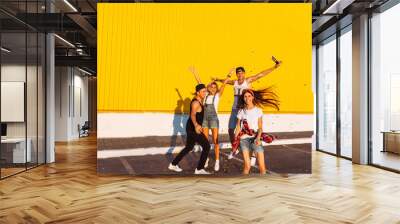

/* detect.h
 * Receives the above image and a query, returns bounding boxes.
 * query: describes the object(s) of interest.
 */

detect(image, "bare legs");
[203,128,220,171]
[202,127,209,141]
[241,150,267,175]
[242,150,251,174]
[256,152,266,174]
[211,128,219,161]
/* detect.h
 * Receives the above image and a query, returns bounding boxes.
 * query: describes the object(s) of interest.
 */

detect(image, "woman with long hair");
[213,57,282,165]
[212,57,281,151]
[188,66,233,171]
[234,88,279,174]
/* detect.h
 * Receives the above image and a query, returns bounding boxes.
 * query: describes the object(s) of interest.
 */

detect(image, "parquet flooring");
[1,135,400,223]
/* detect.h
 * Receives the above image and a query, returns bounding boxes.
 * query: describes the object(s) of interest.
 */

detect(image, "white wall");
[1,63,46,163]
[55,67,89,141]
[1,65,39,138]
[55,67,70,141]
[72,73,89,137]
[98,113,314,138]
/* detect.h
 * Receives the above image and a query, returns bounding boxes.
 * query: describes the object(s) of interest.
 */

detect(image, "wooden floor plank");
[0,135,399,223]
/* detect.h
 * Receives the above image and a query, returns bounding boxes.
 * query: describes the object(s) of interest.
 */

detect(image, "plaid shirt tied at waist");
[231,119,276,152]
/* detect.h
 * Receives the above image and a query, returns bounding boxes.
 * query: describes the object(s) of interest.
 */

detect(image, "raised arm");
[218,79,229,97]
[213,77,235,85]
[212,67,235,85]
[217,68,234,96]
[246,61,282,84]
[188,66,202,84]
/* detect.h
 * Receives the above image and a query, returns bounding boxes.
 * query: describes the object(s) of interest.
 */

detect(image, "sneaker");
[204,158,209,168]
[250,156,257,167]
[214,160,220,171]
[228,150,239,160]
[194,145,202,152]
[168,163,182,172]
[194,169,211,175]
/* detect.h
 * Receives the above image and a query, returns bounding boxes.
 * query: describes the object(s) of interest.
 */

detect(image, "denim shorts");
[202,117,219,129]
[240,137,264,153]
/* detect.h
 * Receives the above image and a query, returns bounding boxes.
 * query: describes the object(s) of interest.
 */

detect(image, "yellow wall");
[98,3,312,114]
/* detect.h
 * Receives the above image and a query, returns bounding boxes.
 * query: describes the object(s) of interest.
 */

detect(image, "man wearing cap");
[168,84,211,175]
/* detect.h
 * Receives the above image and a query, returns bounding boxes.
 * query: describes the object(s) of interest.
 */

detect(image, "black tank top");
[186,99,204,132]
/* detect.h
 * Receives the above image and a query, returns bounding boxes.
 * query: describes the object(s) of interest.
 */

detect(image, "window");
[0,1,46,179]
[370,3,400,171]
[317,35,337,154]
[339,27,352,158]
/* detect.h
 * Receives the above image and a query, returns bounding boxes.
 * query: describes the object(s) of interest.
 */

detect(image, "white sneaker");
[228,150,239,160]
[204,158,209,168]
[194,145,202,152]
[168,163,182,172]
[250,156,257,167]
[194,169,211,175]
[214,160,220,171]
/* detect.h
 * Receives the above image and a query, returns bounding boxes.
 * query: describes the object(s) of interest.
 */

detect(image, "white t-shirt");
[237,107,263,138]
[232,80,251,109]
[204,93,220,113]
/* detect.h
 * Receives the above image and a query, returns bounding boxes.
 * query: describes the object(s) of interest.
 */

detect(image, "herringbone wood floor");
[1,135,400,224]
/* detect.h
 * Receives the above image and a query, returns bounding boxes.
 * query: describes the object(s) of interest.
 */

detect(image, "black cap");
[195,84,206,92]
[236,67,245,73]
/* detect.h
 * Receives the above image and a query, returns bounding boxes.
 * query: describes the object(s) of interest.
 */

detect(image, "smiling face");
[197,88,207,100]
[208,82,218,95]
[236,71,245,83]
[243,91,254,107]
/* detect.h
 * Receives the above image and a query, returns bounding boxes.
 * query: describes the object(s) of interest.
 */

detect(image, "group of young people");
[168,58,282,175]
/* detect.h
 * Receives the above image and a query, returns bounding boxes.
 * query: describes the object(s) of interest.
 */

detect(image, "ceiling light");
[63,0,78,12]
[322,0,355,15]
[54,34,75,48]
[78,67,93,76]
[1,47,11,53]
